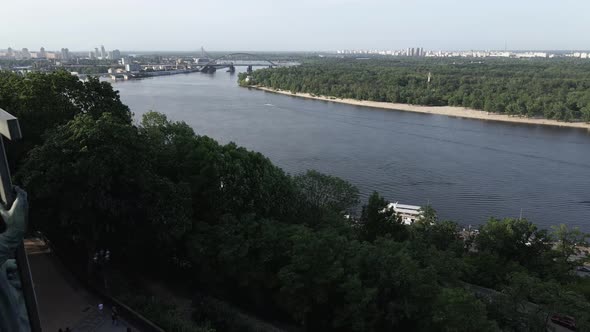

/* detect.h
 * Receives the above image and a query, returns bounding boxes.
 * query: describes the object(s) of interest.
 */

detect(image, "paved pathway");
[25,238,140,332]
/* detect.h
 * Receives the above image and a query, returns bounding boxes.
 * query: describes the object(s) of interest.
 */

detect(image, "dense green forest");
[2,71,590,331]
[241,58,590,122]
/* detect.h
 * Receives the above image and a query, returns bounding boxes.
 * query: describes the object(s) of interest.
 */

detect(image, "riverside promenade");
[25,238,139,332]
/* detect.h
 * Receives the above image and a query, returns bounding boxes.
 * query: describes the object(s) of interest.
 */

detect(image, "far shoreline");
[250,86,590,130]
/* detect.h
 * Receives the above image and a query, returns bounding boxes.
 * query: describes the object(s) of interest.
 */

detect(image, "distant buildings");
[337,47,426,57]
[21,48,30,59]
[85,45,121,60]
[109,49,121,60]
[60,48,70,60]
[0,44,124,62]
[336,48,588,59]
[125,63,141,72]
[571,52,589,59]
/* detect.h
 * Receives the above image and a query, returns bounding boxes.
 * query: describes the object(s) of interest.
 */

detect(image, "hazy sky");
[2,0,589,52]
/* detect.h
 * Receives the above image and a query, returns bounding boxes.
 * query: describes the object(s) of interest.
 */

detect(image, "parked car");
[550,314,577,331]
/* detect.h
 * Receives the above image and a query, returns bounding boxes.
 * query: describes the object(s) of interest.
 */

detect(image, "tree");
[552,224,589,265]
[429,288,499,332]
[495,272,590,331]
[293,170,359,215]
[0,71,131,171]
[411,220,464,253]
[417,204,437,225]
[359,192,407,242]
[475,218,552,268]
[582,105,590,122]
[18,112,191,270]
[248,58,590,122]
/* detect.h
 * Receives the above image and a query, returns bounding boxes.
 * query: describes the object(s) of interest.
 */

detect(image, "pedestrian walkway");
[25,238,139,331]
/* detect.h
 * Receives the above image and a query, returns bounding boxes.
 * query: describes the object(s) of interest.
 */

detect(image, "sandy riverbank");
[252,86,590,130]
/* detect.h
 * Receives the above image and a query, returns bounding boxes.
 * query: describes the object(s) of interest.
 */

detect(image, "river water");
[113,69,590,230]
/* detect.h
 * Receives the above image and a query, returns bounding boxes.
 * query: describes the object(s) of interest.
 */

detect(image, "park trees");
[429,288,499,332]
[293,170,359,224]
[17,112,191,269]
[246,58,590,122]
[359,192,407,242]
[0,71,131,170]
[475,218,553,269]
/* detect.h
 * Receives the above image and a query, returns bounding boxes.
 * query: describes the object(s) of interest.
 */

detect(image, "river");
[113,69,590,230]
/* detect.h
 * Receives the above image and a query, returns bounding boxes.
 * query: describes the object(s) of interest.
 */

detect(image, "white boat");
[386,202,422,225]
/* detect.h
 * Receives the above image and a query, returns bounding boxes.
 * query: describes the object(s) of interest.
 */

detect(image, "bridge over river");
[198,52,281,73]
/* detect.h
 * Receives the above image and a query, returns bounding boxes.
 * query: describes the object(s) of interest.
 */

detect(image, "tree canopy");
[241,57,590,122]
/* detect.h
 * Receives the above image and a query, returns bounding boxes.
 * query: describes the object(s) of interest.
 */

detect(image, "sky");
[1,0,589,52]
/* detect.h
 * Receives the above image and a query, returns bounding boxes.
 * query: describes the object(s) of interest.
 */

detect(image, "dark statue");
[0,187,30,331]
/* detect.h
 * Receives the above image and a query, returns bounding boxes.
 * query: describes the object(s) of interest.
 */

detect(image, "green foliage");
[117,292,214,332]
[417,204,437,224]
[247,58,590,122]
[19,113,146,244]
[293,169,359,213]
[552,224,589,263]
[292,170,360,226]
[410,220,464,253]
[475,218,553,269]
[0,71,131,170]
[429,288,499,332]
[569,278,590,302]
[360,192,407,242]
[192,294,280,332]
[17,111,192,269]
[489,272,590,331]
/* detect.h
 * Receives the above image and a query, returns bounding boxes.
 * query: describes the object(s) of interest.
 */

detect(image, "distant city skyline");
[2,0,590,51]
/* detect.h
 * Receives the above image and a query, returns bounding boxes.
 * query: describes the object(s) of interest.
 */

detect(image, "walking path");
[25,238,139,332]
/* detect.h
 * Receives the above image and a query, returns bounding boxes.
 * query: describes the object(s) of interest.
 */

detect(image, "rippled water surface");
[114,70,590,230]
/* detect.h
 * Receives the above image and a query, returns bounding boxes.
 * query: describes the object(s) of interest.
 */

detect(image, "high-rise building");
[111,49,121,60]
[95,48,99,59]
[100,45,106,59]
[39,47,46,58]
[7,47,13,57]
[61,48,70,60]
[21,48,30,59]
[89,51,96,59]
